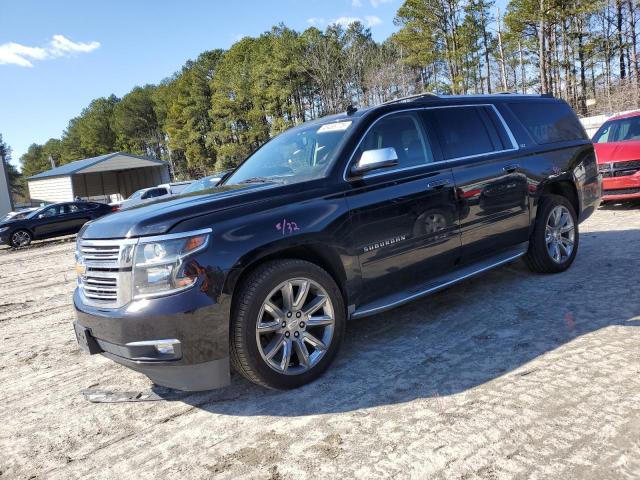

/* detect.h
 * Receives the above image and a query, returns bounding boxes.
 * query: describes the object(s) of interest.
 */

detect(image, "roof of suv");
[341,93,557,118]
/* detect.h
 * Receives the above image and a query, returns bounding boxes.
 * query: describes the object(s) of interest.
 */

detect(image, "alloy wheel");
[11,231,30,247]
[545,205,575,263]
[255,278,335,375]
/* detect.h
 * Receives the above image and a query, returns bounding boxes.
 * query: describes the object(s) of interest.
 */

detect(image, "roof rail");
[382,92,440,105]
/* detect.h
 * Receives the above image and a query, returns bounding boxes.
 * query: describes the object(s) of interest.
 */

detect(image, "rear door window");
[423,106,503,160]
[62,204,80,214]
[508,102,587,144]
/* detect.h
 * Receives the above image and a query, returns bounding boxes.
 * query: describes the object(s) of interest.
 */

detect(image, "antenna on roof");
[346,104,358,115]
[382,92,440,105]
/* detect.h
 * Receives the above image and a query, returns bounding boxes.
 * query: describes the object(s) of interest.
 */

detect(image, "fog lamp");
[155,342,175,355]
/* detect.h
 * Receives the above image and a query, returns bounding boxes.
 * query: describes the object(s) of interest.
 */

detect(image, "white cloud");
[330,15,383,28]
[352,0,363,7]
[49,35,100,56]
[307,17,325,26]
[0,43,47,67]
[364,15,383,26]
[0,35,100,68]
[370,0,393,7]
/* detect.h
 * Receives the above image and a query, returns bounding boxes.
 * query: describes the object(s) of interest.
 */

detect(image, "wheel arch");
[539,179,579,216]
[225,243,350,314]
[10,226,35,241]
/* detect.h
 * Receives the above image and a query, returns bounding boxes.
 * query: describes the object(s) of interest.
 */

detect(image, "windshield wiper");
[237,176,284,184]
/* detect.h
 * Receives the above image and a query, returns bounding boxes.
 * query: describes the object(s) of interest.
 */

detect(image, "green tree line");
[18,0,640,179]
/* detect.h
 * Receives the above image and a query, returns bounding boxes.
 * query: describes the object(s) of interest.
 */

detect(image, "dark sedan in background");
[0,201,113,248]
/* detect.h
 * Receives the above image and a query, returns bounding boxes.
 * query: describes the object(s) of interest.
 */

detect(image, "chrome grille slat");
[84,286,118,293]
[85,279,117,285]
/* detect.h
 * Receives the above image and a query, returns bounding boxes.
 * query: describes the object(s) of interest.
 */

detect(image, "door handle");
[503,164,519,173]
[426,179,450,190]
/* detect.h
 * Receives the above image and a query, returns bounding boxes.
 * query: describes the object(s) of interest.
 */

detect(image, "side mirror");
[351,147,399,175]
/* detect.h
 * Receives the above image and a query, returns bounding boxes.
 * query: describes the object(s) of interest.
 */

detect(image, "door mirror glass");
[351,147,399,175]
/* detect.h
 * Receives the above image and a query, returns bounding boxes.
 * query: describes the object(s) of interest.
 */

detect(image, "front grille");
[600,160,640,179]
[82,271,118,302]
[614,169,639,177]
[77,238,137,308]
[79,245,120,262]
[603,187,640,195]
[613,159,640,169]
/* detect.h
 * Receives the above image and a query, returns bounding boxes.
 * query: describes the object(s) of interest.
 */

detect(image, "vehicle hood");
[0,217,26,228]
[80,183,279,239]
[594,141,640,163]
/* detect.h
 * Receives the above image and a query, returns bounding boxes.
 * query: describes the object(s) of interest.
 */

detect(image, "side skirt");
[351,242,528,319]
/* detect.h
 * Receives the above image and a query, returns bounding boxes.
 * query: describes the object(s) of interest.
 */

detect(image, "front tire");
[525,194,579,273]
[230,259,345,389]
[10,229,32,248]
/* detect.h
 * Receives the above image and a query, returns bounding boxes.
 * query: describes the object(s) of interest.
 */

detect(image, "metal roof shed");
[27,152,170,204]
[0,157,14,217]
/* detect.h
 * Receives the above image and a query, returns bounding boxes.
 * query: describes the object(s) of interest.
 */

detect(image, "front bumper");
[73,286,232,391]
[601,166,640,200]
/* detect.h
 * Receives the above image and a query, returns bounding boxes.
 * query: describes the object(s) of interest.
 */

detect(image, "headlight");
[132,229,211,299]
[0,226,9,233]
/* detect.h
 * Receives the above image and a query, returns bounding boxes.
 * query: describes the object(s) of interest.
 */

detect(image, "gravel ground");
[1,205,639,480]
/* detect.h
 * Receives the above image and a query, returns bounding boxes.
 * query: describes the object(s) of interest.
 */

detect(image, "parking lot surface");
[1,206,639,480]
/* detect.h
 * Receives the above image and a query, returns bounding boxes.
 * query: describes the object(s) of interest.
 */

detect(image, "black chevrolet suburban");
[73,94,601,391]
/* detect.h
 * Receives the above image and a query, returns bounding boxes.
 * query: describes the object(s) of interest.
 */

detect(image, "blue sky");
[0,0,401,168]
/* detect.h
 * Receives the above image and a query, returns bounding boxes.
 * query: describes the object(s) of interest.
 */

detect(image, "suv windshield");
[224,120,354,186]
[593,115,640,143]
[182,175,222,194]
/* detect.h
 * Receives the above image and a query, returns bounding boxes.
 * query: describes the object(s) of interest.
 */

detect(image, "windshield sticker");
[317,121,352,133]
[276,218,300,236]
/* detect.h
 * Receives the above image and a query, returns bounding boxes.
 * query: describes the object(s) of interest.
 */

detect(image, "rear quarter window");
[509,102,587,144]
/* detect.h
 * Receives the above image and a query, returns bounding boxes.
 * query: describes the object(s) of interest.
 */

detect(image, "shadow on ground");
[149,227,639,415]
[599,199,640,211]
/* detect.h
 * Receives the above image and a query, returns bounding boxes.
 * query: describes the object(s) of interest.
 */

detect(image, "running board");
[351,243,528,319]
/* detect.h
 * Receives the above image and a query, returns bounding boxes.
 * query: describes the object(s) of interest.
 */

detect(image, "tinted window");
[425,107,498,159]
[39,206,60,218]
[356,112,432,171]
[509,102,586,144]
[62,204,80,214]
[593,116,640,143]
[143,188,167,199]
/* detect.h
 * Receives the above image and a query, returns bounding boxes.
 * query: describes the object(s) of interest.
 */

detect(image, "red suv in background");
[593,111,640,201]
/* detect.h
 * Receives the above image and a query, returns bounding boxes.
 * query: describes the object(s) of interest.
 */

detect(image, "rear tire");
[525,194,579,273]
[10,229,32,248]
[230,259,345,389]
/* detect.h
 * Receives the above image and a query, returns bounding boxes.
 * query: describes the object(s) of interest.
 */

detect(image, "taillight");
[111,206,120,212]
